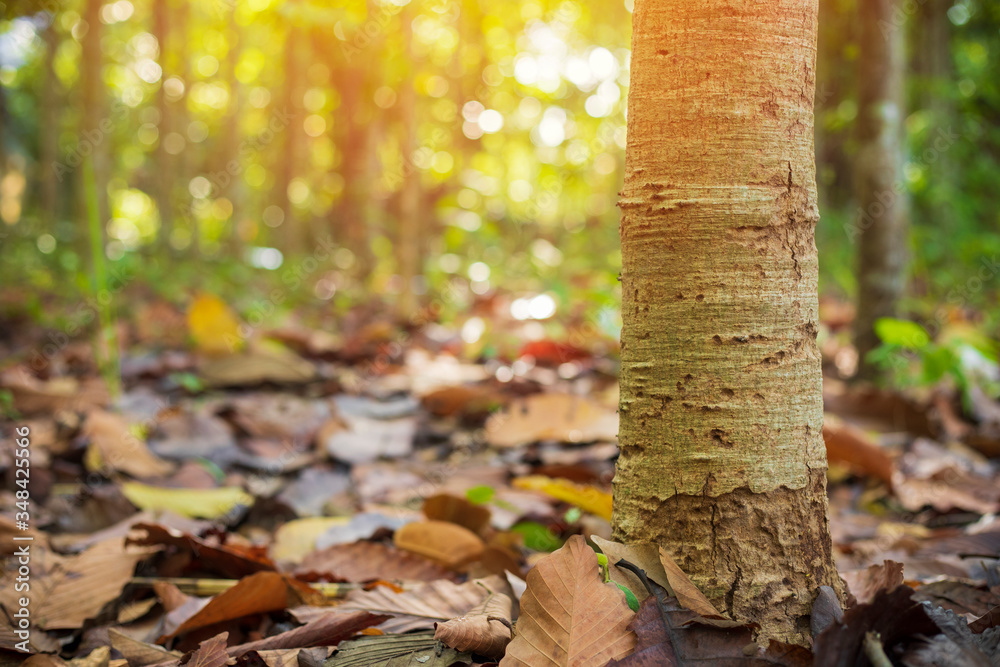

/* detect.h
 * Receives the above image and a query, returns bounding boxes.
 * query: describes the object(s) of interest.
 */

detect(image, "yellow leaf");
[512,476,613,520]
[270,517,350,564]
[187,293,243,355]
[121,482,253,519]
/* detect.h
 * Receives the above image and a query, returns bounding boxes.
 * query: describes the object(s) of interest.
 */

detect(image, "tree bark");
[854,0,907,379]
[612,0,843,646]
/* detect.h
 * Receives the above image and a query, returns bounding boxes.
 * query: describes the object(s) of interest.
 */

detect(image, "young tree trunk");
[612,0,844,646]
[151,0,173,250]
[396,5,421,318]
[40,19,60,225]
[81,0,111,242]
[854,0,907,379]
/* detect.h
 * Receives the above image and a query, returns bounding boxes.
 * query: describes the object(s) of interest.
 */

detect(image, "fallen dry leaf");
[485,393,618,448]
[162,572,319,640]
[334,576,504,634]
[393,520,485,569]
[840,560,905,606]
[591,536,672,604]
[227,611,389,657]
[198,345,316,387]
[657,546,722,618]
[128,523,274,578]
[108,629,180,667]
[0,366,109,414]
[122,482,253,519]
[187,293,243,356]
[513,476,613,520]
[422,493,492,535]
[28,538,157,630]
[434,582,513,659]
[327,631,471,666]
[500,535,636,666]
[295,539,455,583]
[822,419,895,488]
[185,632,230,667]
[83,409,176,479]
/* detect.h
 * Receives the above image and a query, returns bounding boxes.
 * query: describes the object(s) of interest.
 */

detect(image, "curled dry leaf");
[500,535,636,666]
[657,547,722,618]
[822,419,895,488]
[295,539,455,583]
[422,493,492,535]
[227,611,388,657]
[434,584,513,659]
[485,393,619,448]
[185,632,230,667]
[840,560,904,606]
[108,629,180,667]
[393,520,485,569]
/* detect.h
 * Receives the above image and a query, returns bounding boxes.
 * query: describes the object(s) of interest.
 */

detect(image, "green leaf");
[511,521,564,552]
[465,485,495,504]
[614,582,640,612]
[919,345,958,386]
[874,318,930,350]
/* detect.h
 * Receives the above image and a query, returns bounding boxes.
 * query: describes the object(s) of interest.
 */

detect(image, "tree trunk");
[152,0,173,250]
[396,5,421,318]
[276,12,305,255]
[81,0,110,243]
[40,19,60,225]
[612,0,843,646]
[854,0,907,379]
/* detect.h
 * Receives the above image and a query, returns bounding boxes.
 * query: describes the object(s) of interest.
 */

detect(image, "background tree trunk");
[81,0,110,246]
[40,19,60,225]
[152,0,173,251]
[612,0,844,646]
[854,0,908,379]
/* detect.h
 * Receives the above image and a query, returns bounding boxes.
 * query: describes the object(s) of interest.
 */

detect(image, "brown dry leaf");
[163,572,318,640]
[422,494,492,535]
[227,611,388,657]
[335,576,504,635]
[607,596,812,667]
[657,547,722,618]
[822,419,895,488]
[109,628,181,667]
[128,523,274,578]
[840,560,904,606]
[70,646,110,667]
[421,384,506,418]
[32,538,157,630]
[0,366,109,415]
[394,520,485,569]
[295,540,455,583]
[500,535,636,666]
[186,632,230,667]
[199,345,316,387]
[83,410,176,478]
[434,583,513,659]
[485,393,618,448]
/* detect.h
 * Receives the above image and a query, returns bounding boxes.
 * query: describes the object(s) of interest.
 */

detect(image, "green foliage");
[465,485,495,505]
[870,317,1000,406]
[511,520,564,552]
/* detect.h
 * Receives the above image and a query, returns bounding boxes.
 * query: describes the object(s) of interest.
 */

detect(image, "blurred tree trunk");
[81,0,110,246]
[339,64,373,279]
[40,19,60,225]
[276,13,305,255]
[396,5,421,317]
[612,0,843,646]
[854,0,907,379]
[223,12,242,253]
[152,0,173,250]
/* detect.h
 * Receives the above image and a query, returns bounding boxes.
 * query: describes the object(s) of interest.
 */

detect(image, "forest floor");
[0,291,998,665]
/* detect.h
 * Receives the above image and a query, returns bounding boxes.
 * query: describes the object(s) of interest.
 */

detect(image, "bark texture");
[854,0,907,379]
[612,0,843,646]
